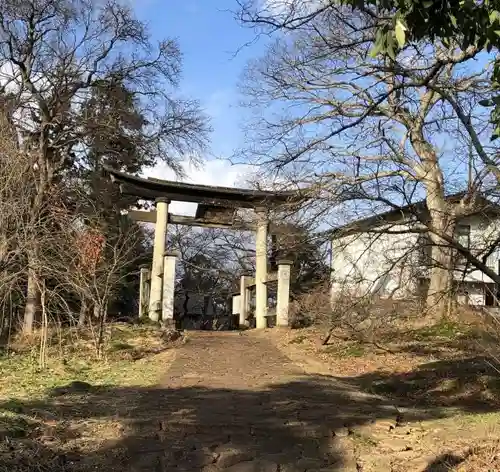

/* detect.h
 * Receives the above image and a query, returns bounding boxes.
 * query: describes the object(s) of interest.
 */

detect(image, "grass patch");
[0,323,178,399]
[344,344,366,357]
[289,334,307,344]
[324,342,366,358]
[350,430,379,447]
[455,410,500,428]
[0,323,179,471]
[412,320,467,341]
[0,410,32,438]
[108,341,134,352]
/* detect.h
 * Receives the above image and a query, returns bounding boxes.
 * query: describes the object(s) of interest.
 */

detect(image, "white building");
[330,196,500,306]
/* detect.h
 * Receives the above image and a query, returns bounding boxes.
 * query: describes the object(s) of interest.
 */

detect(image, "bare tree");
[169,226,242,323]
[0,0,209,332]
[64,223,144,356]
[0,120,36,333]
[237,2,498,316]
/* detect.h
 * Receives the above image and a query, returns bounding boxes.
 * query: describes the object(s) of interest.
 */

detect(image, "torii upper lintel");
[104,165,301,208]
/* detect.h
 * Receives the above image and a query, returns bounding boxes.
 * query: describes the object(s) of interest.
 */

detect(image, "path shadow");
[350,355,500,412]
[423,452,470,472]
[0,356,499,471]
[0,377,387,471]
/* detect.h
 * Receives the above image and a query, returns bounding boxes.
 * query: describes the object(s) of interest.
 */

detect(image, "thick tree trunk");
[410,129,456,319]
[427,245,453,315]
[426,213,456,318]
[23,265,40,334]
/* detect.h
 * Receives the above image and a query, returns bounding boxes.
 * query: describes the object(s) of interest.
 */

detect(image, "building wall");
[330,214,500,306]
[330,224,420,300]
[457,214,500,285]
[454,214,500,306]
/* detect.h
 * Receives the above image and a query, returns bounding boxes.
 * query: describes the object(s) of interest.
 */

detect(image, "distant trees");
[237,1,499,316]
[0,0,209,334]
[238,0,500,139]
[272,223,329,296]
[170,226,241,321]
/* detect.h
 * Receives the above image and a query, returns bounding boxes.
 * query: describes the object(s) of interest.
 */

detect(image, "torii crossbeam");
[104,166,304,329]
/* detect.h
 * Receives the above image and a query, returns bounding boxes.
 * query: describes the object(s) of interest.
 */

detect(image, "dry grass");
[0,323,178,397]
[266,308,500,472]
[0,323,179,471]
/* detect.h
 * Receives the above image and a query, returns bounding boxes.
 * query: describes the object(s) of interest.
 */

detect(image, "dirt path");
[3,328,498,471]
[120,331,403,472]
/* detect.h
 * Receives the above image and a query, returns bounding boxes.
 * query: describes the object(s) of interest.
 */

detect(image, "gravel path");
[122,331,396,472]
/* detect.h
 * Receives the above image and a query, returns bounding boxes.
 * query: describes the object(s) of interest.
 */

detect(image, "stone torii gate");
[104,166,302,329]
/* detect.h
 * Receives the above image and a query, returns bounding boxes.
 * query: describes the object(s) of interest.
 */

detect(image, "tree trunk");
[23,264,40,334]
[427,245,453,315]
[410,129,456,319]
[426,213,456,318]
[78,297,88,327]
[23,182,45,335]
[96,303,108,358]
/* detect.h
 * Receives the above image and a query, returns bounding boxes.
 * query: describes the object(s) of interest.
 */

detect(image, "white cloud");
[141,159,257,216]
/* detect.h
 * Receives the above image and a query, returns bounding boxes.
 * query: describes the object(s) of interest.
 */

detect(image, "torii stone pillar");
[149,198,169,321]
[276,260,292,327]
[162,251,177,327]
[255,208,269,329]
[239,274,251,328]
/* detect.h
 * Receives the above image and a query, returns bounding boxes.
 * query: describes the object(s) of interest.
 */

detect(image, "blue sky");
[135,0,264,196]
[134,1,496,222]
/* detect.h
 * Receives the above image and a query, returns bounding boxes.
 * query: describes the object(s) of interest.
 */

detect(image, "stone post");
[162,251,178,327]
[232,294,241,316]
[149,198,169,321]
[255,207,268,329]
[239,274,251,328]
[139,265,150,318]
[277,260,292,328]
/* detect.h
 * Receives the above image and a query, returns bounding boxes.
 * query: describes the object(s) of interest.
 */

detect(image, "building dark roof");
[328,192,500,239]
[103,166,304,208]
